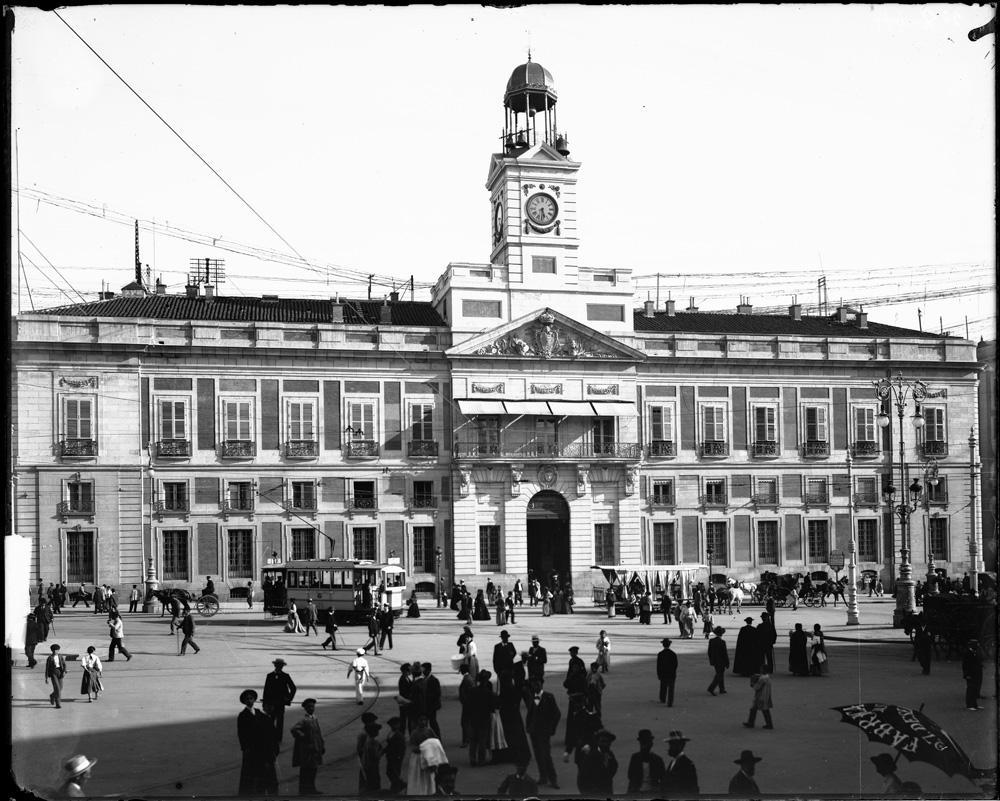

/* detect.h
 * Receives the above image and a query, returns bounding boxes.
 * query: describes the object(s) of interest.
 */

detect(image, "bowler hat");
[661,638,672,646]
[637,729,654,741]
[500,630,510,638]
[713,626,726,636]
[870,754,897,771]
[568,646,579,653]
[531,635,540,641]
[595,729,616,742]
[734,750,763,764]
[744,617,754,624]
[63,755,98,778]
[240,689,258,704]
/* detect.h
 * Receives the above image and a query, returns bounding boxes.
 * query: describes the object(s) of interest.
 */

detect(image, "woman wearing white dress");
[287,601,304,633]
[463,631,480,678]
[405,715,449,794]
[80,646,103,701]
[541,589,553,617]
[596,631,611,673]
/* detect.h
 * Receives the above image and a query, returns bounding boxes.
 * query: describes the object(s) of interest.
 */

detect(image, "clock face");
[493,202,504,235]
[525,193,558,227]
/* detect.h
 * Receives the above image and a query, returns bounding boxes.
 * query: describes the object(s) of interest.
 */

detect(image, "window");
[805,477,828,504]
[159,400,187,440]
[586,304,625,322]
[228,529,253,578]
[410,403,434,441]
[162,530,189,580]
[857,519,878,561]
[649,405,675,456]
[805,406,828,442]
[64,398,94,440]
[463,299,502,318]
[594,523,615,564]
[475,417,501,455]
[928,518,948,560]
[757,520,778,563]
[292,528,316,560]
[856,476,879,505]
[347,401,375,440]
[652,479,675,506]
[531,256,556,274]
[706,521,728,564]
[704,478,727,506]
[412,480,436,508]
[807,520,829,561]
[413,526,436,572]
[479,525,501,571]
[352,480,376,510]
[161,481,188,511]
[854,407,877,443]
[531,418,558,456]
[353,527,377,561]
[227,481,253,511]
[592,271,615,284]
[469,268,492,279]
[653,522,676,564]
[926,476,948,505]
[66,530,95,583]
[290,480,316,510]
[701,404,727,455]
[66,480,94,512]
[287,400,316,441]
[592,418,615,455]
[755,477,778,505]
[753,406,777,443]
[223,400,253,441]
[924,407,946,442]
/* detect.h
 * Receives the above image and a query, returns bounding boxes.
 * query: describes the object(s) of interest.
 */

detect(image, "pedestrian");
[962,639,984,710]
[463,630,480,677]
[870,753,905,794]
[742,669,774,729]
[302,598,319,637]
[349,648,371,705]
[701,607,714,640]
[493,630,516,676]
[72,583,90,609]
[525,678,561,789]
[788,622,810,676]
[657,637,678,706]
[575,728,618,795]
[565,584,575,614]
[457,664,474,748]
[45,644,67,708]
[93,584,105,615]
[788,585,799,610]
[286,600,304,633]
[468,669,496,767]
[678,601,694,639]
[527,635,547,683]
[596,630,611,673]
[541,587,553,616]
[810,623,829,675]
[364,611,381,655]
[379,603,394,650]
[914,625,933,675]
[24,613,41,668]
[290,698,325,795]
[422,663,443,739]
[237,689,279,796]
[406,714,449,794]
[385,716,407,794]
[706,626,729,695]
[661,592,673,624]
[513,652,530,699]
[359,721,384,794]
[407,592,422,618]
[585,662,606,716]
[627,728,665,795]
[765,595,776,627]
[128,585,140,613]
[529,578,538,607]
[733,617,760,676]
[564,646,587,696]
[107,611,134,661]
[513,579,524,607]
[106,586,119,614]
[875,578,884,597]
[639,592,652,625]
[178,609,199,655]
[80,645,103,702]
[262,658,297,741]
[34,600,52,641]
[321,608,338,650]
[410,661,427,729]
[504,592,516,624]
[605,586,616,618]
[204,575,216,597]
[486,577,496,605]
[564,692,601,764]
[758,612,777,673]
[57,755,97,798]
[661,731,699,796]
[498,761,538,797]
[473,589,490,621]
[246,579,254,608]
[497,669,531,766]
[728,750,763,795]
[169,595,183,634]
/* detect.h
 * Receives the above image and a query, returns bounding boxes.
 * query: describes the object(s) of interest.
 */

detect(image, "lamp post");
[706,544,714,613]
[969,429,981,596]
[845,450,860,625]
[875,373,928,628]
[435,545,443,608]
[142,461,158,612]
[924,459,940,596]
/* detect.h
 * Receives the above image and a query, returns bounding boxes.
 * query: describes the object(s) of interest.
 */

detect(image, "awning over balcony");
[546,401,596,416]
[589,401,637,416]
[457,399,506,415]
[503,400,552,415]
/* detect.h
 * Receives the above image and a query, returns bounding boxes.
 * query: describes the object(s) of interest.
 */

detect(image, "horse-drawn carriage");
[591,564,706,614]
[152,587,220,617]
[920,595,996,659]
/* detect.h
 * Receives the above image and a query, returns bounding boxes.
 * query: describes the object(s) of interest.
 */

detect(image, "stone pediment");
[487,143,578,185]
[446,308,644,361]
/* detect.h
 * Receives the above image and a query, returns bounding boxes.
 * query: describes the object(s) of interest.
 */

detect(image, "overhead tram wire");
[20,253,83,307]
[18,229,89,305]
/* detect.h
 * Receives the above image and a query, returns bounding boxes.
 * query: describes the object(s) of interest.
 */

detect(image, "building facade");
[11,60,985,599]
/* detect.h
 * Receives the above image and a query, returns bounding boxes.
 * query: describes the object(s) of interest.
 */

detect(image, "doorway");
[526,490,570,589]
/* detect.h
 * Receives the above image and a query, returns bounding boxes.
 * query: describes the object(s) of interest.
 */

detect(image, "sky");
[9,5,996,340]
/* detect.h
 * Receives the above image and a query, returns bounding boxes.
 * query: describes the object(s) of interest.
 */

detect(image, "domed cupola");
[501,54,569,156]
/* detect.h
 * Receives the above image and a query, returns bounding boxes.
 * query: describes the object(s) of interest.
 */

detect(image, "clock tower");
[487,58,581,286]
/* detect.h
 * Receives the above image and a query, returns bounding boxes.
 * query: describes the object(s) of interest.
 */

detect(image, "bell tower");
[487,57,581,285]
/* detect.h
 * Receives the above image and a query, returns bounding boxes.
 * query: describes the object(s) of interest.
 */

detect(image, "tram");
[261,558,407,623]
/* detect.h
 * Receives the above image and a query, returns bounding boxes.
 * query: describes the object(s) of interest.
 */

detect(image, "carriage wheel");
[196,595,220,617]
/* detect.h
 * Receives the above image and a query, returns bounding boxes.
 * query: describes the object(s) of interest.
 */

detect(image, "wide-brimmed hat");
[594,729,616,742]
[744,617,754,624]
[735,750,763,764]
[713,626,726,636]
[272,658,287,667]
[661,638,672,646]
[63,755,98,777]
[870,754,897,771]
[240,689,258,704]
[531,635,540,641]
[356,648,366,655]
[568,646,579,653]
[301,698,317,708]
[665,730,690,743]
[361,712,378,724]
[637,729,654,741]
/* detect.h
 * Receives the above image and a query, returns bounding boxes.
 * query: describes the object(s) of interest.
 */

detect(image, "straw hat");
[63,755,98,778]
[734,750,763,764]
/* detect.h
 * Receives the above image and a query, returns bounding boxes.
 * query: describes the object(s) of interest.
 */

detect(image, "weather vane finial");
[527,46,532,62]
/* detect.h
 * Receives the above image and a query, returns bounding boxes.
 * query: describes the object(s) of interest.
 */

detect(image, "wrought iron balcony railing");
[220,440,256,458]
[453,440,641,460]
[700,493,728,507]
[285,440,318,459]
[58,500,95,516]
[410,495,438,509]
[753,493,779,507]
[60,439,97,457]
[407,440,439,457]
[853,492,880,507]
[156,439,190,458]
[805,492,829,505]
[926,491,949,506]
[700,440,729,458]
[852,440,880,457]
[649,440,676,458]
[154,499,190,513]
[345,440,379,458]
[650,494,675,508]
[285,497,317,511]
[752,441,778,458]
[803,440,829,458]
[222,499,255,513]
[350,496,378,511]
[920,441,948,458]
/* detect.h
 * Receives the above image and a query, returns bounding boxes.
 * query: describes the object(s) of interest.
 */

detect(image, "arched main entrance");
[526,490,570,589]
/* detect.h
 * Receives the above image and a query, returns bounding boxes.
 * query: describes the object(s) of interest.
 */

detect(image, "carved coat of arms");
[534,312,559,358]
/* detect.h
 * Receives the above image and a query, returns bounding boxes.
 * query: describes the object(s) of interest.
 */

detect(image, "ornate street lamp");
[435,545,443,608]
[845,450,860,625]
[874,372,928,628]
[706,543,714,613]
[924,460,940,596]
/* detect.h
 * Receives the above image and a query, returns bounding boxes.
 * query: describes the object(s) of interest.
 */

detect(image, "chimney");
[330,302,344,323]
[203,284,215,303]
[643,300,655,318]
[380,302,392,324]
[837,306,848,324]
[789,303,802,321]
[857,311,868,329]
[155,278,167,295]
[98,290,116,300]
[185,284,199,298]
[737,296,753,315]
[686,296,698,312]
[665,299,676,317]
[389,291,399,303]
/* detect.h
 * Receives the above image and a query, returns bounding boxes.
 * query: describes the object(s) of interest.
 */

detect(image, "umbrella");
[832,703,977,779]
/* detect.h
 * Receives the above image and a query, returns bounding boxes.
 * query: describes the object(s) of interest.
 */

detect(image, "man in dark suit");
[627,728,665,794]
[421,662,442,738]
[363,611,381,655]
[758,612,778,673]
[657,638,678,706]
[527,635,548,683]
[525,678,561,789]
[707,626,729,695]
[661,730,699,796]
[564,646,588,696]
[237,689,279,795]
[45,643,66,708]
[379,604,395,650]
[302,598,319,637]
[262,658,297,742]
[493,630,517,676]
[728,750,762,795]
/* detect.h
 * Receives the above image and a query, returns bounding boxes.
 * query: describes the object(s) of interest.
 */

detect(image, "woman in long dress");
[596,631,611,673]
[473,590,491,621]
[541,589,553,617]
[80,645,103,701]
[405,716,440,794]
[494,594,505,626]
[286,601,304,633]
[788,623,811,676]
[497,671,530,765]
[463,632,480,678]
[810,623,829,675]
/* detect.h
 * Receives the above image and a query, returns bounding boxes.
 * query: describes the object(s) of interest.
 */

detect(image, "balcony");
[285,440,318,459]
[345,440,380,459]
[408,440,440,458]
[700,440,729,458]
[222,498,254,516]
[650,494,675,508]
[701,493,728,508]
[154,499,190,514]
[453,440,641,461]
[220,440,256,459]
[350,496,378,513]
[285,497,317,512]
[920,441,948,459]
[852,440,880,458]
[752,493,779,508]
[804,492,829,507]
[156,439,190,458]
[57,500,95,519]
[751,441,778,458]
[648,440,676,458]
[803,440,829,458]
[60,439,97,458]
[410,495,438,509]
[853,492,880,508]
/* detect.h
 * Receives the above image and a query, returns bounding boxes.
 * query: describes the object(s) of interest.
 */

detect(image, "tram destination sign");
[828,550,845,570]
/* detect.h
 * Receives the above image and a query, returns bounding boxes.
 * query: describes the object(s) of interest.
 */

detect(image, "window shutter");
[195,477,219,506]
[834,513,852,552]
[734,515,751,561]
[197,522,219,574]
[639,475,648,500]
[388,474,406,495]
[784,514,802,561]
[323,381,341,450]
[782,474,801,499]
[261,521,282,563]
[832,474,851,497]
[732,387,747,450]
[385,520,405,560]
[258,477,285,508]
[731,474,752,499]
[681,515,700,563]
[384,382,402,452]
[326,520,344,558]
[782,387,797,451]
[833,388,848,450]
[679,474,700,506]
[680,387,696,451]
[197,378,215,450]
[141,377,150,445]
[441,475,452,502]
[262,379,279,450]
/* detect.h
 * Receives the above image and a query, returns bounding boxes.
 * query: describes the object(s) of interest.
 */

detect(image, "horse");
[152,588,192,614]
